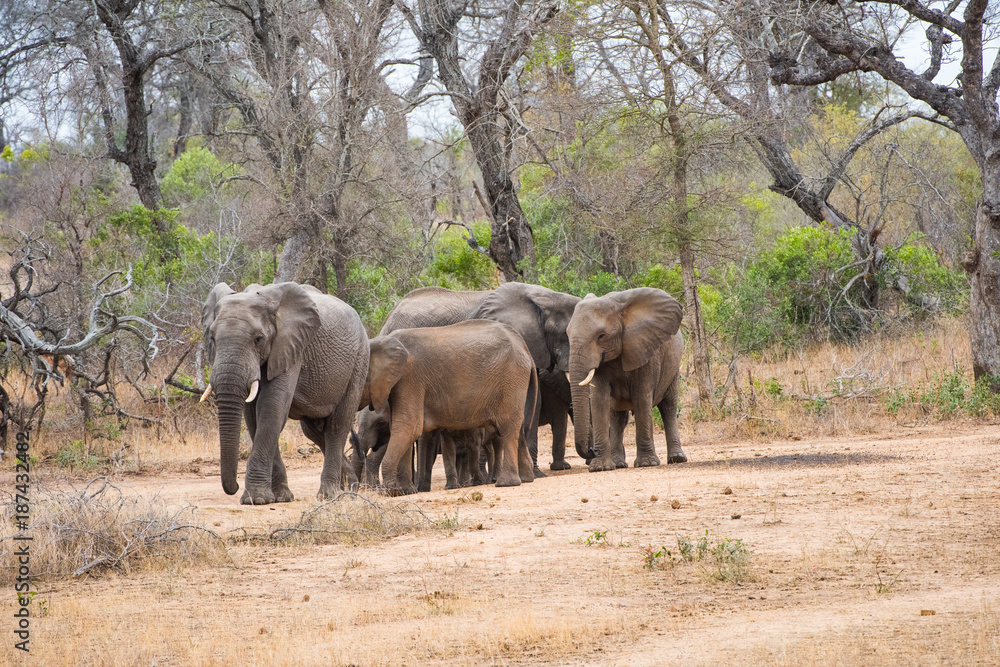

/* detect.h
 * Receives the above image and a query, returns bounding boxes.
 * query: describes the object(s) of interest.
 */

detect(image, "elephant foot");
[316,480,343,501]
[384,484,417,497]
[273,484,295,503]
[614,459,629,469]
[445,479,460,490]
[549,460,571,471]
[241,487,276,505]
[588,457,617,473]
[634,452,661,467]
[495,471,522,487]
[667,451,688,464]
[533,466,547,479]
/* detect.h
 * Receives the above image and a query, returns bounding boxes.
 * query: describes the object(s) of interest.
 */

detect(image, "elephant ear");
[202,283,235,363]
[472,284,551,370]
[367,336,409,414]
[610,288,683,372]
[257,282,321,380]
[529,287,579,372]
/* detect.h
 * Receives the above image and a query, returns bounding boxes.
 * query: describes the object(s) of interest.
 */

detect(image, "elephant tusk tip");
[245,379,259,403]
[578,368,596,386]
[199,384,212,402]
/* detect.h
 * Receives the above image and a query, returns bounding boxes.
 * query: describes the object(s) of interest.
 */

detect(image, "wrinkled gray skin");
[203,282,368,504]
[469,283,590,472]
[567,288,686,472]
[355,284,593,489]
[363,320,537,494]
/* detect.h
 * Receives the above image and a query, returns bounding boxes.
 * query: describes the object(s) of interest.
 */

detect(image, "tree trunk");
[679,243,715,410]
[462,105,536,282]
[174,79,193,157]
[276,229,312,283]
[968,191,1000,386]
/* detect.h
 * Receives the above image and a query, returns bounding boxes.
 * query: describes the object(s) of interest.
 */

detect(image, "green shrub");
[161,146,239,206]
[422,222,495,290]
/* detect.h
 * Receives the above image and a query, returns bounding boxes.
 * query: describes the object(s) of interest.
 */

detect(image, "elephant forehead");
[569,300,619,329]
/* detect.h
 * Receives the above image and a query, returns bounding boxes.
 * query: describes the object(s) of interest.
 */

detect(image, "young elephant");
[567,288,686,472]
[361,320,537,494]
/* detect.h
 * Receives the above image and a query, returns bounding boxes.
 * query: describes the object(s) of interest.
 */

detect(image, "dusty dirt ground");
[4,420,1000,665]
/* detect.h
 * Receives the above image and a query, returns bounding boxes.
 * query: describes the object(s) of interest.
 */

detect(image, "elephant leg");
[659,377,687,464]
[365,443,387,487]
[381,414,421,496]
[588,382,616,472]
[416,433,437,492]
[350,431,366,487]
[469,431,486,485]
[271,450,295,502]
[242,374,296,505]
[456,443,473,487]
[611,410,629,469]
[315,400,357,500]
[441,432,461,490]
[517,426,535,484]
[494,422,522,488]
[549,409,571,470]
[632,397,661,468]
[526,396,546,479]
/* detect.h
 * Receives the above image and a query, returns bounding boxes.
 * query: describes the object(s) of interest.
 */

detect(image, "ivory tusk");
[578,368,596,386]
[199,384,213,402]
[246,380,259,403]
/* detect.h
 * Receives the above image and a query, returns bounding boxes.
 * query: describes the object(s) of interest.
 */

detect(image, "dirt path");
[4,423,999,665]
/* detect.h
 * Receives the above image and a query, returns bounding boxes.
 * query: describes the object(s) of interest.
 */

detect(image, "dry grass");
[0,478,228,583]
[229,491,440,546]
[749,599,1000,666]
[680,316,987,444]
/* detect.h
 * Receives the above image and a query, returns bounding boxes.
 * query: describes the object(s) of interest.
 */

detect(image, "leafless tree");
[196,0,401,295]
[0,233,160,443]
[397,0,559,281]
[0,0,222,225]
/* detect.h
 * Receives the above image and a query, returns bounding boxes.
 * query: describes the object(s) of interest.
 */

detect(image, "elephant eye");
[254,335,264,344]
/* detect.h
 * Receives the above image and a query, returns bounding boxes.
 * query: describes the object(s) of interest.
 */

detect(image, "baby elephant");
[361,320,537,494]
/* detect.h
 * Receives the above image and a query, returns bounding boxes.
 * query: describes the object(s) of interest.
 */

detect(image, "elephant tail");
[522,366,538,439]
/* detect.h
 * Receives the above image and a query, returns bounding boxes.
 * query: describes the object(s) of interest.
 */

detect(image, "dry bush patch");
[0,478,227,582]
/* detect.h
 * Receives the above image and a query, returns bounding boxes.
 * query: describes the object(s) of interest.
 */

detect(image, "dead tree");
[397,0,558,281]
[0,235,160,439]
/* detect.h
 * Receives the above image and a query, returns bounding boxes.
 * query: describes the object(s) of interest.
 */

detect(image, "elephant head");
[201,282,320,495]
[471,283,580,373]
[566,288,683,461]
[362,336,409,416]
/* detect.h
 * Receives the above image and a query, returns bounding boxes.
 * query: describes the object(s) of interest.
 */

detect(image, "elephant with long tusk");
[201,281,369,504]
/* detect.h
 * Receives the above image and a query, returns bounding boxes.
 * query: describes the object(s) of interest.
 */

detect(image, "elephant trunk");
[216,390,245,495]
[211,354,258,496]
[569,359,596,461]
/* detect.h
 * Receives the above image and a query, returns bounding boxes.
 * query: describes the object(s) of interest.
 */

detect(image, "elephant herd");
[200,280,687,504]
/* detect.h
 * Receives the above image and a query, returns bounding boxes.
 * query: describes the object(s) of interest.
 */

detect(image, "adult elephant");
[363,320,536,494]
[568,288,686,472]
[202,282,368,504]
[469,283,587,472]
[359,283,587,489]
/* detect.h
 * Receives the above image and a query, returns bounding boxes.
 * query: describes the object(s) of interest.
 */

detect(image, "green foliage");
[583,529,609,546]
[884,238,968,313]
[345,262,413,334]
[423,223,495,290]
[161,146,239,206]
[644,531,753,583]
[54,441,102,470]
[882,370,1000,418]
[763,377,783,398]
